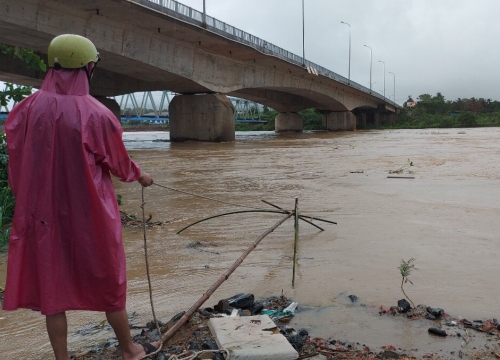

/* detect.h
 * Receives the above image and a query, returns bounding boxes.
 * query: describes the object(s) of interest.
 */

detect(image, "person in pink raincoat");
[3,34,158,360]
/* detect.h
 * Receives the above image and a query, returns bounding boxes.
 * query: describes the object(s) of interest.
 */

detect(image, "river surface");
[1,128,500,359]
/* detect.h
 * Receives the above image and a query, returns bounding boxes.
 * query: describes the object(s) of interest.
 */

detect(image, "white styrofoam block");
[208,315,298,360]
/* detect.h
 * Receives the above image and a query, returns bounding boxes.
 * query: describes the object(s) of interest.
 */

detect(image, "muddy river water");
[1,128,500,359]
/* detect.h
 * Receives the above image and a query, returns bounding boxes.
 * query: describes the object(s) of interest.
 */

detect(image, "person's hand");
[138,173,153,187]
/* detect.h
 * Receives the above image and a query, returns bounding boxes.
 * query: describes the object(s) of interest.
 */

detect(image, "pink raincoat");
[3,68,141,315]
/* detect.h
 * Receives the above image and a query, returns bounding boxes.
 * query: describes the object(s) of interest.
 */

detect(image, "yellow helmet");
[48,34,100,69]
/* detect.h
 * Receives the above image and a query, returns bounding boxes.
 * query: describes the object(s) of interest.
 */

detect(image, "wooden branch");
[292,198,299,288]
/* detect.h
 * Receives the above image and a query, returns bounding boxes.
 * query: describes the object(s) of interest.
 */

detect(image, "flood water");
[1,128,500,359]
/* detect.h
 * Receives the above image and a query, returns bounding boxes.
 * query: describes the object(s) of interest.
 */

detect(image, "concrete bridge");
[0,0,399,141]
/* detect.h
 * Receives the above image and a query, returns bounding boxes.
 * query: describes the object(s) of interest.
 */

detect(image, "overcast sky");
[176,0,500,104]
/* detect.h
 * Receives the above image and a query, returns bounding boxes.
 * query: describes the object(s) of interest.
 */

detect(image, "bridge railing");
[136,0,398,108]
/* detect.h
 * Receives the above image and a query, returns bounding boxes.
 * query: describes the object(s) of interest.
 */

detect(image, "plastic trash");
[428,327,447,337]
[262,302,298,321]
[284,302,298,313]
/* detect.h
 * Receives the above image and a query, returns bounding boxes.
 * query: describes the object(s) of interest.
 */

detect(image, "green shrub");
[0,133,14,252]
[458,112,477,127]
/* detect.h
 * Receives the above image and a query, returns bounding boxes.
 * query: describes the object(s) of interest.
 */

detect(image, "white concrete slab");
[208,315,298,360]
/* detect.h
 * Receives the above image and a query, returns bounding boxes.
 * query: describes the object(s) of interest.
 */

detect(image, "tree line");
[388,93,500,129]
[239,93,500,131]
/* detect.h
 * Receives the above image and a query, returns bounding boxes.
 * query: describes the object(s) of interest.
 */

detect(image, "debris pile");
[69,294,500,360]
[120,211,163,228]
[72,294,429,360]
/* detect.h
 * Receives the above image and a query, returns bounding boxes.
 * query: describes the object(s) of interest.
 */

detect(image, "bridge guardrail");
[139,0,398,108]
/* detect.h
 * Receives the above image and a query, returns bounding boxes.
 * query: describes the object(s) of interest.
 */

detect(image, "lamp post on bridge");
[302,0,306,66]
[389,71,396,105]
[202,0,206,27]
[340,21,351,81]
[378,60,386,99]
[363,45,372,92]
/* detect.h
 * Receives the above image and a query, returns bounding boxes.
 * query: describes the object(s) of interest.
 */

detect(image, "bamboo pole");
[298,215,324,231]
[162,212,294,343]
[176,209,288,234]
[261,200,325,231]
[305,216,337,225]
[292,198,299,288]
[261,199,288,211]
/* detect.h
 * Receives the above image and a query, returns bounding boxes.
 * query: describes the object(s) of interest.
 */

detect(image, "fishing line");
[153,182,257,209]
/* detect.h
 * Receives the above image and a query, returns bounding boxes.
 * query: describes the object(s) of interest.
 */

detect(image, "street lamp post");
[202,0,206,27]
[378,60,386,98]
[389,72,396,105]
[341,21,351,81]
[302,0,305,66]
[363,45,372,91]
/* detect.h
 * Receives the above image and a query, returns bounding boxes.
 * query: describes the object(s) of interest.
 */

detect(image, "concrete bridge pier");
[95,97,121,120]
[357,113,367,128]
[377,113,396,125]
[169,94,235,142]
[322,111,356,131]
[275,112,303,133]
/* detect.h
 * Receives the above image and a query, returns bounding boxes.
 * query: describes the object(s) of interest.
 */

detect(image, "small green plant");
[398,258,417,308]
[389,159,414,174]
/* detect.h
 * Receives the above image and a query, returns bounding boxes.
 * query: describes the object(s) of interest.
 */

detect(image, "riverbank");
[1,288,500,359]
[122,124,168,132]
[65,292,500,360]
